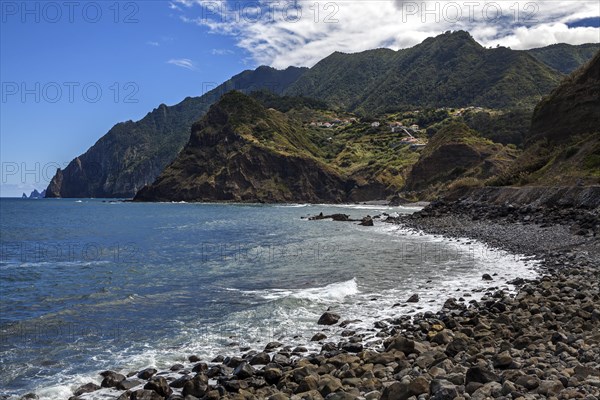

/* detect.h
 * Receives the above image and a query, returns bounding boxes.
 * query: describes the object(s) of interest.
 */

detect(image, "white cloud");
[488,24,600,49]
[147,41,160,47]
[173,0,600,68]
[167,58,197,70]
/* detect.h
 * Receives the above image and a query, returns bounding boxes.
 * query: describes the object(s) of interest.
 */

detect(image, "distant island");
[21,189,46,199]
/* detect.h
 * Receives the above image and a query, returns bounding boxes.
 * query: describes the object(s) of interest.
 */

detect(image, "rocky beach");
[57,193,600,400]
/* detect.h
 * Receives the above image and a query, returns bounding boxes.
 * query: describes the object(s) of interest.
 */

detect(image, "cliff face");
[491,50,600,186]
[445,186,600,209]
[134,92,353,203]
[45,66,308,198]
[529,51,600,145]
[404,122,518,197]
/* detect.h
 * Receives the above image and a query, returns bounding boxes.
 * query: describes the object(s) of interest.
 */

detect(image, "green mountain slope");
[286,31,565,114]
[45,66,307,198]
[491,50,600,186]
[284,48,398,111]
[134,92,353,203]
[527,43,600,74]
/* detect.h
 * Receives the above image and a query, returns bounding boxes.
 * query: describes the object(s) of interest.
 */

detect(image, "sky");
[1,0,599,197]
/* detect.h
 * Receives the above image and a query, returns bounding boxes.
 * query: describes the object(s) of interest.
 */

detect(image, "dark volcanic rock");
[406,294,420,303]
[430,379,458,400]
[318,312,341,325]
[233,361,255,379]
[144,376,172,397]
[359,216,374,226]
[117,379,142,390]
[249,352,271,365]
[137,368,157,380]
[311,332,327,341]
[182,375,208,398]
[73,383,100,396]
[130,389,163,400]
[466,366,501,384]
[100,371,125,388]
[134,92,354,203]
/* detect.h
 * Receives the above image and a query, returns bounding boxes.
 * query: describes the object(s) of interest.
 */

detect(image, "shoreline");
[22,202,600,400]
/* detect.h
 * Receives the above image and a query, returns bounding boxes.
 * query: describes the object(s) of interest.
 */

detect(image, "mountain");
[285,31,565,113]
[283,48,398,111]
[134,92,353,203]
[491,50,600,186]
[528,50,600,144]
[527,43,600,74]
[45,66,307,198]
[46,31,599,198]
[403,121,518,197]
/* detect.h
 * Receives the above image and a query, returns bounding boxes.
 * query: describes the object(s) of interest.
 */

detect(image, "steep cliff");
[404,121,518,197]
[45,66,307,198]
[492,50,600,186]
[529,51,600,145]
[134,92,353,203]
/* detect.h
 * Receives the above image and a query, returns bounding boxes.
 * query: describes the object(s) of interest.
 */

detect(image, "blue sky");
[1,0,599,197]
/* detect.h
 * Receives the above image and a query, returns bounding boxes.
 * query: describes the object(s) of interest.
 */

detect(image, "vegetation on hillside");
[526,43,600,74]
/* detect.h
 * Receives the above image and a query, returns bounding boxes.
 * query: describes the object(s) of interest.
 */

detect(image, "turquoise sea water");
[0,199,537,399]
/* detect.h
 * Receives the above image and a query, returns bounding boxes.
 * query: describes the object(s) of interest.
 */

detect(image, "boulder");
[311,333,327,341]
[182,375,208,398]
[233,361,255,379]
[137,368,158,380]
[430,379,458,400]
[385,336,415,354]
[359,216,374,226]
[249,352,271,365]
[466,366,501,385]
[144,376,172,397]
[406,294,420,303]
[100,371,125,388]
[130,389,163,400]
[73,383,100,396]
[318,312,341,325]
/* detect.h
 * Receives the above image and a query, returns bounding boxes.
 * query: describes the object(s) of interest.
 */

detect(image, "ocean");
[0,199,538,399]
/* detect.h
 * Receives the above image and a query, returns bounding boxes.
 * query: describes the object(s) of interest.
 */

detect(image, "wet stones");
[137,368,157,380]
[232,361,255,379]
[181,374,209,398]
[73,383,100,396]
[311,332,328,341]
[317,312,341,325]
[406,294,420,303]
[100,371,125,388]
[144,376,172,397]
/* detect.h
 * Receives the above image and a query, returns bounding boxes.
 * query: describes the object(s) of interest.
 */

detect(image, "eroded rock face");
[529,51,600,144]
[403,121,517,197]
[46,66,308,198]
[134,92,354,203]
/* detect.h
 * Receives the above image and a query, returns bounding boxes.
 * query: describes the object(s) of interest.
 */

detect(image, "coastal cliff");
[134,92,353,203]
[45,67,307,198]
